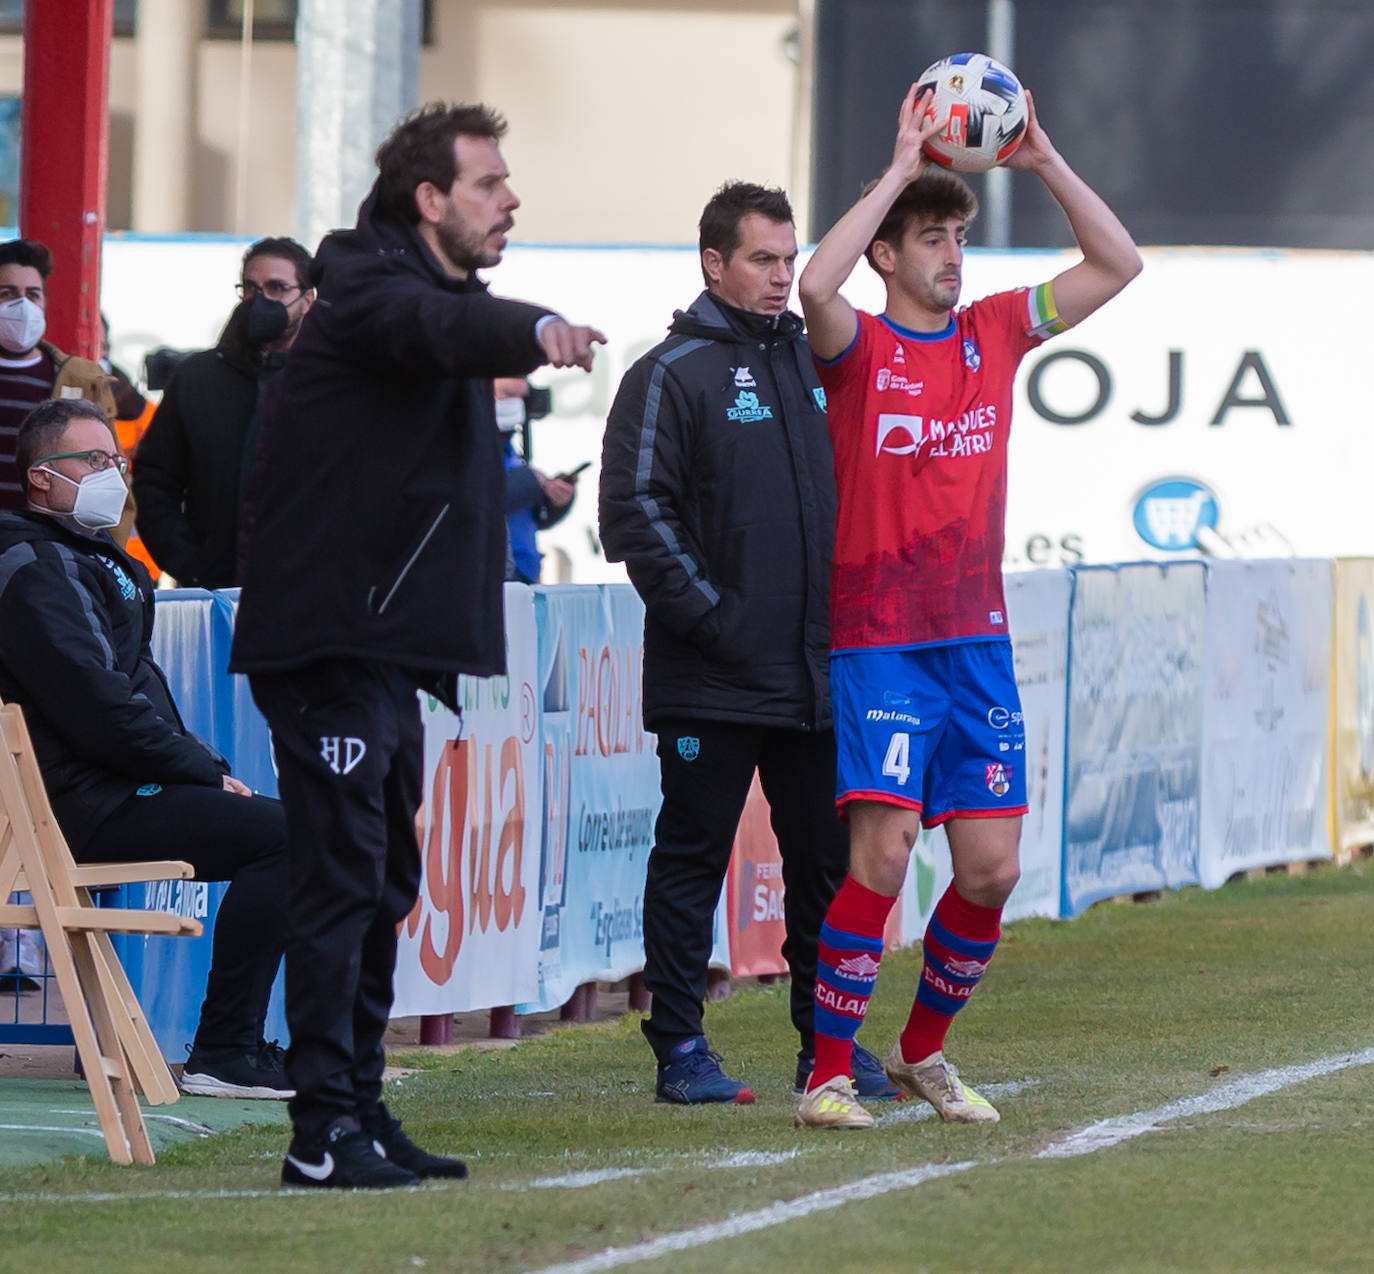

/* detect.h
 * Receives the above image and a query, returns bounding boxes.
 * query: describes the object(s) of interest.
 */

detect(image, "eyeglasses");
[37,449,130,476]
[236,279,303,302]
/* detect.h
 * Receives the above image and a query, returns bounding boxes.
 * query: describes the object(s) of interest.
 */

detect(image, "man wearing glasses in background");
[133,237,314,588]
[0,397,292,1097]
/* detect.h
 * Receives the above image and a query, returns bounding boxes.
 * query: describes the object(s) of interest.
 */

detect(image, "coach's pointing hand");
[539,318,607,371]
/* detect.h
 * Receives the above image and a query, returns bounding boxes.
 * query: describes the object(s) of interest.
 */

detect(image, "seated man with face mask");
[0,397,292,1098]
[132,237,314,589]
[0,239,116,513]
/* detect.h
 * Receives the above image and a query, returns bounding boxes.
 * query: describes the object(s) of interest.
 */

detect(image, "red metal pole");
[20,0,112,362]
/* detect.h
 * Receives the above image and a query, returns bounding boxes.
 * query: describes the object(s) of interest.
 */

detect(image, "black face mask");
[244,293,291,346]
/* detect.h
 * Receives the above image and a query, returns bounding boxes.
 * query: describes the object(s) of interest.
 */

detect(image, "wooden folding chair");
[0,703,202,1164]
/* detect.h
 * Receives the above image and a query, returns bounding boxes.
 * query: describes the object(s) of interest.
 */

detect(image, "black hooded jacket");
[0,511,228,851]
[228,187,553,694]
[131,311,284,589]
[599,292,836,730]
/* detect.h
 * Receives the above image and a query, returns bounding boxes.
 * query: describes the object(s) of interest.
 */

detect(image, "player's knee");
[958,860,1020,908]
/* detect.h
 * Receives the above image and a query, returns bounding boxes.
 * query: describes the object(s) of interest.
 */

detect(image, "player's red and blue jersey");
[816,286,1061,652]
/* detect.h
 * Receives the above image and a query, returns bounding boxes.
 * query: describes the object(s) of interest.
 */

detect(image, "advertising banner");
[1063,563,1205,914]
[724,775,788,978]
[1199,560,1333,887]
[393,585,543,1015]
[1331,559,1374,852]
[1003,569,1072,921]
[519,585,658,1011]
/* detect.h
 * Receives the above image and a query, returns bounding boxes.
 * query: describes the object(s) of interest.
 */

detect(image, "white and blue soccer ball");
[915,52,1028,173]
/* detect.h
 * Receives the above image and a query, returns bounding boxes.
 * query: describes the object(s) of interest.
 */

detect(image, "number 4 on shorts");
[882,732,911,785]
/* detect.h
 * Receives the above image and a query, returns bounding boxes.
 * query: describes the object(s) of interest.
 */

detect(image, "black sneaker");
[794,1042,904,1100]
[180,1038,295,1100]
[360,1102,468,1179]
[282,1120,419,1190]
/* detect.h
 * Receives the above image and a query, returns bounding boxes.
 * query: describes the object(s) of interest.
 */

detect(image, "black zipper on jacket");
[369,504,450,616]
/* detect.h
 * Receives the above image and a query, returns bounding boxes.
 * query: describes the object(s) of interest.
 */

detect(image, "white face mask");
[43,465,127,531]
[0,297,46,355]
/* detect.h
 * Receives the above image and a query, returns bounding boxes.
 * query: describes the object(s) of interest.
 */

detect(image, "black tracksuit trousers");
[84,784,289,1051]
[249,659,423,1143]
[640,719,849,1064]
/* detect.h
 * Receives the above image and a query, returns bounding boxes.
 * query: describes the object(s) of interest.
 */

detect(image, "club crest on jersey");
[962,337,981,372]
[727,390,773,423]
[732,366,756,388]
[677,736,700,762]
[985,763,1011,797]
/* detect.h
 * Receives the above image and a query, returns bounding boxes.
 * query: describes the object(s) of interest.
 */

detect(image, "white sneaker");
[794,1075,875,1129]
[884,1045,999,1124]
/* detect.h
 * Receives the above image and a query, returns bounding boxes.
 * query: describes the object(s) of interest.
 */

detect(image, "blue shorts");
[831,641,1028,825]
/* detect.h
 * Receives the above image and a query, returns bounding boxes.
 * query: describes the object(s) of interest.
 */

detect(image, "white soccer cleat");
[884,1045,1000,1123]
[794,1074,875,1129]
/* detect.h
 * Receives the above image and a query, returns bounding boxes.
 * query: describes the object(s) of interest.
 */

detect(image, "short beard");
[436,214,498,274]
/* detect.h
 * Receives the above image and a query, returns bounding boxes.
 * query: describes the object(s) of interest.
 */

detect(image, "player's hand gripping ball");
[916,52,1028,173]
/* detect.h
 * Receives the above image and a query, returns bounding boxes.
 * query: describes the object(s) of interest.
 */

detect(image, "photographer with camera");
[131,237,314,588]
[496,375,579,584]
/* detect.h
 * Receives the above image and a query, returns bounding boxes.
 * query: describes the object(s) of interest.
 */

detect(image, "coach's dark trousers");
[640,719,849,1064]
[249,659,423,1142]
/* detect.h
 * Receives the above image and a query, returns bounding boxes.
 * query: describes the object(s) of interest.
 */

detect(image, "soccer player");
[793,84,1141,1128]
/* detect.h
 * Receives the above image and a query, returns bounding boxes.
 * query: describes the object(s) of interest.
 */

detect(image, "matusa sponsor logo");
[866,708,922,727]
[835,952,881,980]
[732,366,756,388]
[321,736,367,775]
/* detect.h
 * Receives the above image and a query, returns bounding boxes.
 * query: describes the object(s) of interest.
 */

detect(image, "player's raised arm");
[1005,90,1142,330]
[798,83,943,359]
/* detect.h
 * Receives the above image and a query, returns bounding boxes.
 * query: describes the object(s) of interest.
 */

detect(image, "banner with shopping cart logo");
[1062,562,1205,914]
[518,585,658,1011]
[1003,569,1072,921]
[1331,559,1374,853]
[393,585,543,1015]
[1198,560,1333,887]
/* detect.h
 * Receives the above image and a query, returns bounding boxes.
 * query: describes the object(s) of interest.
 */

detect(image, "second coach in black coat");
[599,182,895,1106]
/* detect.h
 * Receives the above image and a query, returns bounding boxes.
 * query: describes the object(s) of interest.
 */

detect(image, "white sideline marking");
[1037,1047,1374,1159]
[518,1049,1374,1274]
[524,1161,979,1274]
[4,1049,1372,1215]
[531,1168,648,1190]
[0,1123,105,1141]
[706,1149,801,1169]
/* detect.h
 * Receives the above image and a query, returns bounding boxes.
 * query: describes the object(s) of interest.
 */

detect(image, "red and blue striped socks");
[899,884,1002,1064]
[808,875,895,1091]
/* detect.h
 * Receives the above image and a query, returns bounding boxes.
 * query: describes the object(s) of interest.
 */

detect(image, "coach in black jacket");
[0,398,289,1099]
[600,183,894,1106]
[231,102,603,1190]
